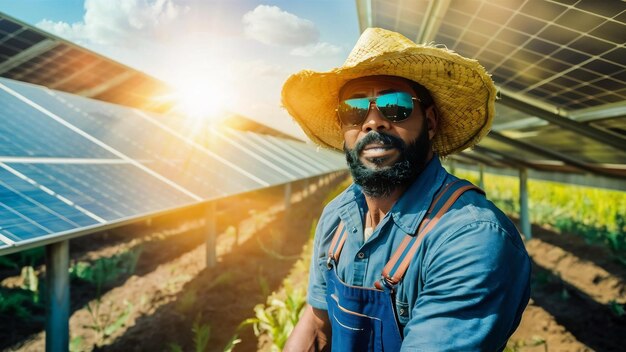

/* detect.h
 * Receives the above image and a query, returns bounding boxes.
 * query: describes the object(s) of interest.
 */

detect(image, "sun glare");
[173,81,227,119]
[170,76,234,122]
[158,42,236,123]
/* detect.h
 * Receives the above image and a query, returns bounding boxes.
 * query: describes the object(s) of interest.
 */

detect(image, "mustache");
[353,131,405,154]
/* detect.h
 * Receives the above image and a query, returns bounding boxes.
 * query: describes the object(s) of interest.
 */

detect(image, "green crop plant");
[243,284,307,351]
[222,333,242,352]
[0,287,39,319]
[168,314,241,352]
[69,336,84,352]
[191,314,211,352]
[19,265,40,303]
[84,299,134,346]
[0,247,45,270]
[243,259,311,349]
[505,336,547,352]
[70,246,143,291]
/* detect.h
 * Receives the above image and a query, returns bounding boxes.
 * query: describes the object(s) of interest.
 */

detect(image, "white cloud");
[242,5,319,47]
[36,0,189,46]
[290,42,341,57]
[37,20,86,43]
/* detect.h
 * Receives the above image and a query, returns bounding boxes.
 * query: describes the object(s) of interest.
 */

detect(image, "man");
[281,28,531,351]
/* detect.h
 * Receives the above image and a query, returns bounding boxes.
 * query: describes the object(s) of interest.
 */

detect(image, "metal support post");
[206,202,217,268]
[279,183,293,249]
[519,168,532,240]
[45,240,69,352]
[479,164,485,189]
[284,183,292,212]
[304,179,309,198]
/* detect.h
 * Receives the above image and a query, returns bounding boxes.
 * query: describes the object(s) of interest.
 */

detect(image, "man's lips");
[360,143,398,158]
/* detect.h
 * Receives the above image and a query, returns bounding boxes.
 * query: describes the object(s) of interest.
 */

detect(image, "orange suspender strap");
[327,222,347,264]
[375,180,484,289]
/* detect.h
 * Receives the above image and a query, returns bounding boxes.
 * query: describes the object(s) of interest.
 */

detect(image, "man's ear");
[425,106,438,140]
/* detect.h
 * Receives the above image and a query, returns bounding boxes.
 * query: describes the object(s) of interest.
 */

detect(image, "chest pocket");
[395,299,410,327]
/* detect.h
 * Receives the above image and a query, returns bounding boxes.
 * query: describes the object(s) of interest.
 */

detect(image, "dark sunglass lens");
[338,98,370,125]
[376,92,413,122]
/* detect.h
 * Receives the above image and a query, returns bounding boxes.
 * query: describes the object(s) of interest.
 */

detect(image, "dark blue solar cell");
[0,185,76,234]
[0,79,117,158]
[0,204,49,242]
[7,162,194,222]
[0,167,98,228]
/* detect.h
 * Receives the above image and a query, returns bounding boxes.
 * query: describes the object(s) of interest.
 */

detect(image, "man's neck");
[363,152,435,228]
[364,184,409,228]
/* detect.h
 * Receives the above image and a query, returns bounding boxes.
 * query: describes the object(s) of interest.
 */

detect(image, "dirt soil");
[1,176,625,352]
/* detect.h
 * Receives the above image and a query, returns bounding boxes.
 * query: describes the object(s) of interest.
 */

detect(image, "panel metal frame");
[486,131,621,178]
[498,91,626,152]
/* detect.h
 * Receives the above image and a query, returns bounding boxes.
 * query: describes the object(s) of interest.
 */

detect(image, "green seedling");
[192,314,211,352]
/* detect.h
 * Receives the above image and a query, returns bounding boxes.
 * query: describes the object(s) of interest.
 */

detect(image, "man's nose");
[361,103,391,132]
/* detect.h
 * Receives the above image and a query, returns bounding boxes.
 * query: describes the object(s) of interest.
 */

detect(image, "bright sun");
[173,81,225,119]
[170,75,234,121]
[154,39,237,123]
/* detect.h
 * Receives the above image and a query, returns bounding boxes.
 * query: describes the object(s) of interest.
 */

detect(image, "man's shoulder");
[436,180,526,252]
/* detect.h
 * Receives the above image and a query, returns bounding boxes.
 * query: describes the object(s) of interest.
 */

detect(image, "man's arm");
[284,304,331,352]
[401,222,531,351]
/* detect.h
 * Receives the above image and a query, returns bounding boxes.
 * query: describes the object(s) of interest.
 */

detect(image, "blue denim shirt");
[308,157,531,351]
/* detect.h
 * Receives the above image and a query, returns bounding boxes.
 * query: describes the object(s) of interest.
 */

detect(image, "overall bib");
[325,180,483,351]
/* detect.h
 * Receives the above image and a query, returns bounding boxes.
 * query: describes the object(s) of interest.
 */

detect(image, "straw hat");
[281,27,497,156]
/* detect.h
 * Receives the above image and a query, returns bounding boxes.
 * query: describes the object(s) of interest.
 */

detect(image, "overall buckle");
[326,256,334,269]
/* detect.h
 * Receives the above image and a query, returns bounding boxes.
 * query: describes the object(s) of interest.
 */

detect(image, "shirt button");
[357,252,365,259]
[352,227,357,233]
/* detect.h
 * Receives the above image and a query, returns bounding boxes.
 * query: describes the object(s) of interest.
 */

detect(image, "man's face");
[339,76,437,197]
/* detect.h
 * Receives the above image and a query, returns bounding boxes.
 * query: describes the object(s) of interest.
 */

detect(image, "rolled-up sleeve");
[401,221,531,352]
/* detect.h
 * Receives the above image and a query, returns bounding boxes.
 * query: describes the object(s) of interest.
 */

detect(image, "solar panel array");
[0,13,175,113]
[0,78,346,254]
[370,0,625,109]
[359,0,626,178]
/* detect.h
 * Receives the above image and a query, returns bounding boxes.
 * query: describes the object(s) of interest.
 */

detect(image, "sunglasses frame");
[336,91,421,127]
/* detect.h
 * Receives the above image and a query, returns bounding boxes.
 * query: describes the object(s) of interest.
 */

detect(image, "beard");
[344,125,431,198]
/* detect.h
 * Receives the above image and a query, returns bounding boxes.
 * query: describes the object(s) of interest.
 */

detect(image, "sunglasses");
[337,91,419,127]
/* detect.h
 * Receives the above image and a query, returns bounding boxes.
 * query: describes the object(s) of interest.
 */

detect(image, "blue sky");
[0,0,361,138]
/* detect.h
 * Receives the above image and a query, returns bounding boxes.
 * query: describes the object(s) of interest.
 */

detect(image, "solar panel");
[0,78,273,196]
[0,12,175,113]
[0,76,346,253]
[436,0,626,110]
[222,129,311,179]
[0,80,116,158]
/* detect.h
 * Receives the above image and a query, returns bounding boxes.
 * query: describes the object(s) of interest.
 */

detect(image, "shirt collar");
[389,156,448,235]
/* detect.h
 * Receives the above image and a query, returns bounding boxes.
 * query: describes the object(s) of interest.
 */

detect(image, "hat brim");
[281,46,496,156]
